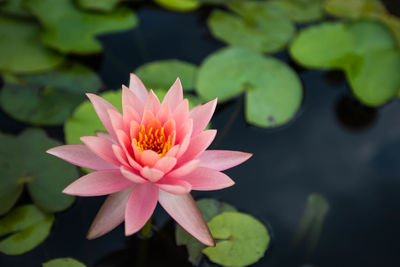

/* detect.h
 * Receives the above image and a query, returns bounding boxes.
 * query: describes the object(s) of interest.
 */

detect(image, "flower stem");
[140,218,152,239]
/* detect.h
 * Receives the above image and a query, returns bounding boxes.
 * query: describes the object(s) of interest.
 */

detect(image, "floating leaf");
[324,0,386,19]
[0,17,64,74]
[176,199,237,265]
[0,205,54,255]
[207,1,295,53]
[135,60,197,91]
[293,193,329,254]
[77,0,121,12]
[24,0,138,54]
[0,129,77,213]
[346,49,400,107]
[0,62,102,126]
[196,47,302,128]
[43,258,86,267]
[155,0,200,12]
[203,212,270,267]
[290,22,353,69]
[269,0,324,23]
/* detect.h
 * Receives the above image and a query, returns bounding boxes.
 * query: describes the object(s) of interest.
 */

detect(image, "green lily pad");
[269,0,325,23]
[77,0,121,12]
[64,90,122,145]
[0,62,102,126]
[290,22,354,69]
[0,129,77,213]
[0,0,32,18]
[43,258,86,267]
[0,16,64,74]
[176,199,237,265]
[293,193,329,254]
[196,47,302,128]
[24,0,138,54]
[202,212,270,267]
[346,49,400,107]
[324,0,386,19]
[207,1,295,53]
[135,60,197,91]
[154,0,200,12]
[0,205,54,255]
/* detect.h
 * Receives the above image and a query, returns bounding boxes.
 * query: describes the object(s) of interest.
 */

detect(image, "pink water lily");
[47,74,251,246]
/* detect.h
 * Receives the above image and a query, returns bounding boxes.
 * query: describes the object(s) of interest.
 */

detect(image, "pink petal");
[176,134,191,158]
[140,150,160,167]
[167,160,199,178]
[173,99,189,127]
[63,170,134,196]
[123,105,141,131]
[140,167,164,182]
[86,93,120,141]
[178,130,217,165]
[157,180,191,195]
[120,166,147,183]
[156,103,172,125]
[198,150,253,171]
[190,98,217,137]
[95,131,115,143]
[122,85,144,118]
[144,90,161,115]
[166,145,180,157]
[162,78,183,111]
[141,109,155,126]
[47,145,117,170]
[87,187,132,239]
[81,136,121,167]
[181,167,235,190]
[108,109,125,139]
[158,191,215,246]
[130,120,141,140]
[112,144,130,166]
[153,156,177,173]
[125,183,158,235]
[175,119,193,145]
[115,130,132,158]
[129,73,148,104]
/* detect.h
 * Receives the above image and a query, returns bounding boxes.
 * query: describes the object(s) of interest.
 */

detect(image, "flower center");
[133,125,171,157]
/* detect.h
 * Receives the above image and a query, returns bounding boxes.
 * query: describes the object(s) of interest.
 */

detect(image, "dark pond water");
[2,2,400,267]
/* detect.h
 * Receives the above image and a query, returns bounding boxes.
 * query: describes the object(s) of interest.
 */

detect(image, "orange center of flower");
[133,125,171,157]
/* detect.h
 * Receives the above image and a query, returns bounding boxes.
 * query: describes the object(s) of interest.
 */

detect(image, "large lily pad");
[24,0,138,54]
[0,205,54,255]
[290,22,354,69]
[77,0,121,12]
[135,60,197,91]
[346,49,400,107]
[0,129,77,214]
[208,1,295,53]
[324,0,386,19]
[202,212,270,267]
[0,0,32,18]
[43,258,86,267]
[0,17,64,73]
[0,63,102,126]
[154,0,200,12]
[196,47,302,128]
[176,198,237,265]
[269,0,325,23]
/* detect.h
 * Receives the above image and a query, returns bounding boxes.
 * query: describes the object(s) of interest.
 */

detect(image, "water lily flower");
[47,74,252,246]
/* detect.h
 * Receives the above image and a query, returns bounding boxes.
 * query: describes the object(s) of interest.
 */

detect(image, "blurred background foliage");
[0,0,400,266]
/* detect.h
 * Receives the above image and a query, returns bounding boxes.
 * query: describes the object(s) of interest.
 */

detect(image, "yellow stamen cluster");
[133,125,171,157]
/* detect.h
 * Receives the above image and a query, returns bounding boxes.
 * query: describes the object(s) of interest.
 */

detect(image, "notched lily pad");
[0,62,102,126]
[135,60,197,91]
[24,0,138,54]
[0,129,77,213]
[155,0,200,12]
[269,0,325,23]
[196,47,302,128]
[77,0,121,12]
[203,212,270,267]
[324,0,385,19]
[43,257,86,267]
[0,16,64,73]
[176,198,237,265]
[0,205,54,255]
[207,1,295,53]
